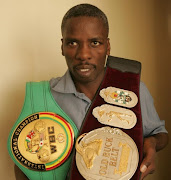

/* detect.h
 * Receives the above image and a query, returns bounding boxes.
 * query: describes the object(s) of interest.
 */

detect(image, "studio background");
[0,0,170,179]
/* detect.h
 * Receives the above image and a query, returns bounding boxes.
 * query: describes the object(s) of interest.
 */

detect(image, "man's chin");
[71,71,94,82]
[73,75,95,84]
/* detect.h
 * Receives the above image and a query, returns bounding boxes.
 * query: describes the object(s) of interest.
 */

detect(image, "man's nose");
[76,44,91,61]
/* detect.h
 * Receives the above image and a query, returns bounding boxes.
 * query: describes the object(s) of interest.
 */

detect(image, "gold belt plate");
[76,127,139,180]
[11,112,74,171]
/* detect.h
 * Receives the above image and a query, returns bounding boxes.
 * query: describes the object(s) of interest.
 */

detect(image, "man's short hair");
[61,3,109,36]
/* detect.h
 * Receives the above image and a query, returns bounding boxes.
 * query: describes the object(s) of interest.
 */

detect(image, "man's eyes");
[67,41,78,46]
[66,41,102,47]
[91,41,101,47]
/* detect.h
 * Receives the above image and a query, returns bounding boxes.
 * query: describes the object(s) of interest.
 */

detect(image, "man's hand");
[140,136,156,179]
[140,133,168,180]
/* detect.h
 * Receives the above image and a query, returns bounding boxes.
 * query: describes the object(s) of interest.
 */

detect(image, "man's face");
[61,16,110,84]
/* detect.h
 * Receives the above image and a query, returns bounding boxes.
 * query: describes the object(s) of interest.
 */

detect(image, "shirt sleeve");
[140,82,168,137]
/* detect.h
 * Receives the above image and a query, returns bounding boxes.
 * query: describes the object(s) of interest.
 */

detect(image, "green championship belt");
[7,81,78,179]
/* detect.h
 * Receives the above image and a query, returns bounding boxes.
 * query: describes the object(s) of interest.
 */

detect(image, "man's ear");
[61,38,64,56]
[107,38,111,55]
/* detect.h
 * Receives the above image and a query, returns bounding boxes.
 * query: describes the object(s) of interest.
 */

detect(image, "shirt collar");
[51,70,91,103]
[51,70,76,94]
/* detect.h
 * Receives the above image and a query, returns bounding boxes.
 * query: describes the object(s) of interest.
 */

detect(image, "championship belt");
[70,56,143,180]
[7,81,78,180]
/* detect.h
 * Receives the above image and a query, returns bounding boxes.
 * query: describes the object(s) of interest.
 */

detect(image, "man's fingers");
[140,166,155,180]
[140,161,156,179]
[140,160,151,173]
[140,164,147,173]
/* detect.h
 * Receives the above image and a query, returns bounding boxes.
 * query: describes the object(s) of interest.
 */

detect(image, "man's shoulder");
[140,81,148,91]
[49,71,69,88]
[139,81,153,100]
[49,71,76,94]
[49,76,62,88]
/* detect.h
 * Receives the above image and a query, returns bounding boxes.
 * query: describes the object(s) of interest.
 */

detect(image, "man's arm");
[140,132,169,180]
[14,164,28,180]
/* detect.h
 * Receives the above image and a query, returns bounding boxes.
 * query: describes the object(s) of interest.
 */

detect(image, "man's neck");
[75,82,99,100]
[73,71,105,101]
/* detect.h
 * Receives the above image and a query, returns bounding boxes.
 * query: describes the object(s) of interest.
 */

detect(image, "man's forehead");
[62,16,107,37]
[65,16,102,27]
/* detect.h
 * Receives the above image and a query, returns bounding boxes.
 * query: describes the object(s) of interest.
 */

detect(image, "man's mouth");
[75,63,95,70]
[77,68,92,75]
[73,63,96,78]
[80,69,89,72]
[74,66,94,77]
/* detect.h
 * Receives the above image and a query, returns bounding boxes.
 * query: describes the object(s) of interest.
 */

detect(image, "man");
[15,3,168,180]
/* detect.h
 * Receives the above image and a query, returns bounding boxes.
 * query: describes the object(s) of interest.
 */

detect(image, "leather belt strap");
[70,55,143,180]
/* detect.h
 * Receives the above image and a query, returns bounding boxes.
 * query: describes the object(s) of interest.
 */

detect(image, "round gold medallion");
[11,112,74,171]
[76,127,138,180]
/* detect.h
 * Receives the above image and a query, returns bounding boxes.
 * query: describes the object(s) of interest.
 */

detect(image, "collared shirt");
[50,70,167,137]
